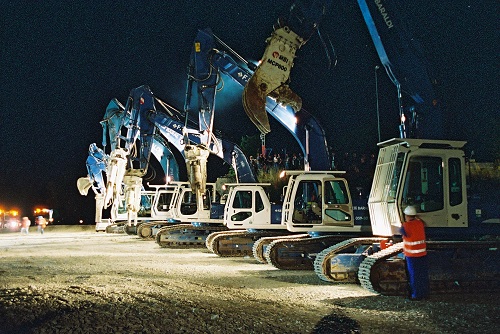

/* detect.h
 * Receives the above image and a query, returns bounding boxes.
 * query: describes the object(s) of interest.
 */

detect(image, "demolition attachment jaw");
[242,26,304,134]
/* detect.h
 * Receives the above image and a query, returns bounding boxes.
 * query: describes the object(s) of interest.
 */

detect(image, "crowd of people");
[248,152,306,173]
[248,150,377,198]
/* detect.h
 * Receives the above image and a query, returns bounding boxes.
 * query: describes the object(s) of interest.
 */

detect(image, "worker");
[36,216,47,234]
[20,217,31,235]
[400,206,429,300]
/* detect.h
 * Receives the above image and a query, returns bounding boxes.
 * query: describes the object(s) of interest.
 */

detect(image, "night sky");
[1,1,498,223]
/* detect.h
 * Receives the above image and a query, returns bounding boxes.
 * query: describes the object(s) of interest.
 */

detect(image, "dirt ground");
[0,226,498,334]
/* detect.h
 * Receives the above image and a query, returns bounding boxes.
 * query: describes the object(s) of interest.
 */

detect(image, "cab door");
[225,187,270,228]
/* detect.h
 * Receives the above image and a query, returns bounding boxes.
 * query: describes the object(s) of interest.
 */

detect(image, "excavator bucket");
[77,177,92,196]
[242,27,304,134]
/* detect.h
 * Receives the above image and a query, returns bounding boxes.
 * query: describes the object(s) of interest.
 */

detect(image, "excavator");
[144,93,257,247]
[79,140,181,234]
[78,97,182,233]
[241,0,499,295]
[314,1,499,295]
[200,3,378,263]
[153,27,344,249]
[208,170,372,262]
[78,86,251,236]
[231,0,412,268]
[323,138,500,295]
[176,28,374,258]
[117,85,254,240]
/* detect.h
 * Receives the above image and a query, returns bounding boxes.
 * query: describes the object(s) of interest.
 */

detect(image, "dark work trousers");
[406,256,429,299]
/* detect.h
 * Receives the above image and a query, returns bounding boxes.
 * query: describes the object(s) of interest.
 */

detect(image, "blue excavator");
[187,27,331,171]
[123,85,256,244]
[185,29,371,258]
[77,98,181,231]
[153,27,348,249]
[241,0,499,295]
[78,86,254,235]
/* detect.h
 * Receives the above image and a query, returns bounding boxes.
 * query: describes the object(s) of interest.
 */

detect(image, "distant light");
[279,170,286,178]
[79,220,83,224]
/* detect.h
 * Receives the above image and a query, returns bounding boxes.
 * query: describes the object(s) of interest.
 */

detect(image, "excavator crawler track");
[205,230,240,251]
[105,223,125,234]
[137,221,176,240]
[314,237,388,283]
[265,235,359,270]
[205,229,246,254]
[208,230,292,257]
[155,224,228,248]
[252,234,310,264]
[359,240,500,296]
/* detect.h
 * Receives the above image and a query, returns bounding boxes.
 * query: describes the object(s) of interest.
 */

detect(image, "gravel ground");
[0,226,498,334]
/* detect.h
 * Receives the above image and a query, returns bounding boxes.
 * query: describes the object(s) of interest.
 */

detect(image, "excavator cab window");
[203,188,212,210]
[448,158,463,207]
[157,192,174,212]
[255,191,265,212]
[389,153,405,200]
[402,156,444,212]
[233,191,253,209]
[324,180,349,205]
[292,180,322,224]
[180,190,198,215]
[230,190,254,222]
[117,197,127,215]
[138,193,154,217]
[324,180,351,222]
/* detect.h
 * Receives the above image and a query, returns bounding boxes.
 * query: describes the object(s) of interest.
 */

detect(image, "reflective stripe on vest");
[405,240,426,246]
[403,246,427,254]
[403,240,426,253]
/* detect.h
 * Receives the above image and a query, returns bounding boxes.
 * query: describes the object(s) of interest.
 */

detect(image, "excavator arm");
[357,0,443,139]
[78,91,181,224]
[192,28,330,171]
[97,85,256,221]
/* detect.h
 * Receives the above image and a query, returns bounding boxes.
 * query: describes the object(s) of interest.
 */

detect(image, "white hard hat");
[404,206,417,216]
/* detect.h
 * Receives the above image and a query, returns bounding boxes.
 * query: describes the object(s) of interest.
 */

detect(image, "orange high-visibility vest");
[402,218,427,257]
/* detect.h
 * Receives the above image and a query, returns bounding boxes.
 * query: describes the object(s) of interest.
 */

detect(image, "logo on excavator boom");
[267,58,287,72]
[272,51,289,64]
[374,0,394,29]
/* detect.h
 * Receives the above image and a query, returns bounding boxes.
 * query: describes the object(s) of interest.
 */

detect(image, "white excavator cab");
[369,138,468,237]
[171,182,222,223]
[282,171,359,233]
[223,183,283,230]
[148,183,185,220]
